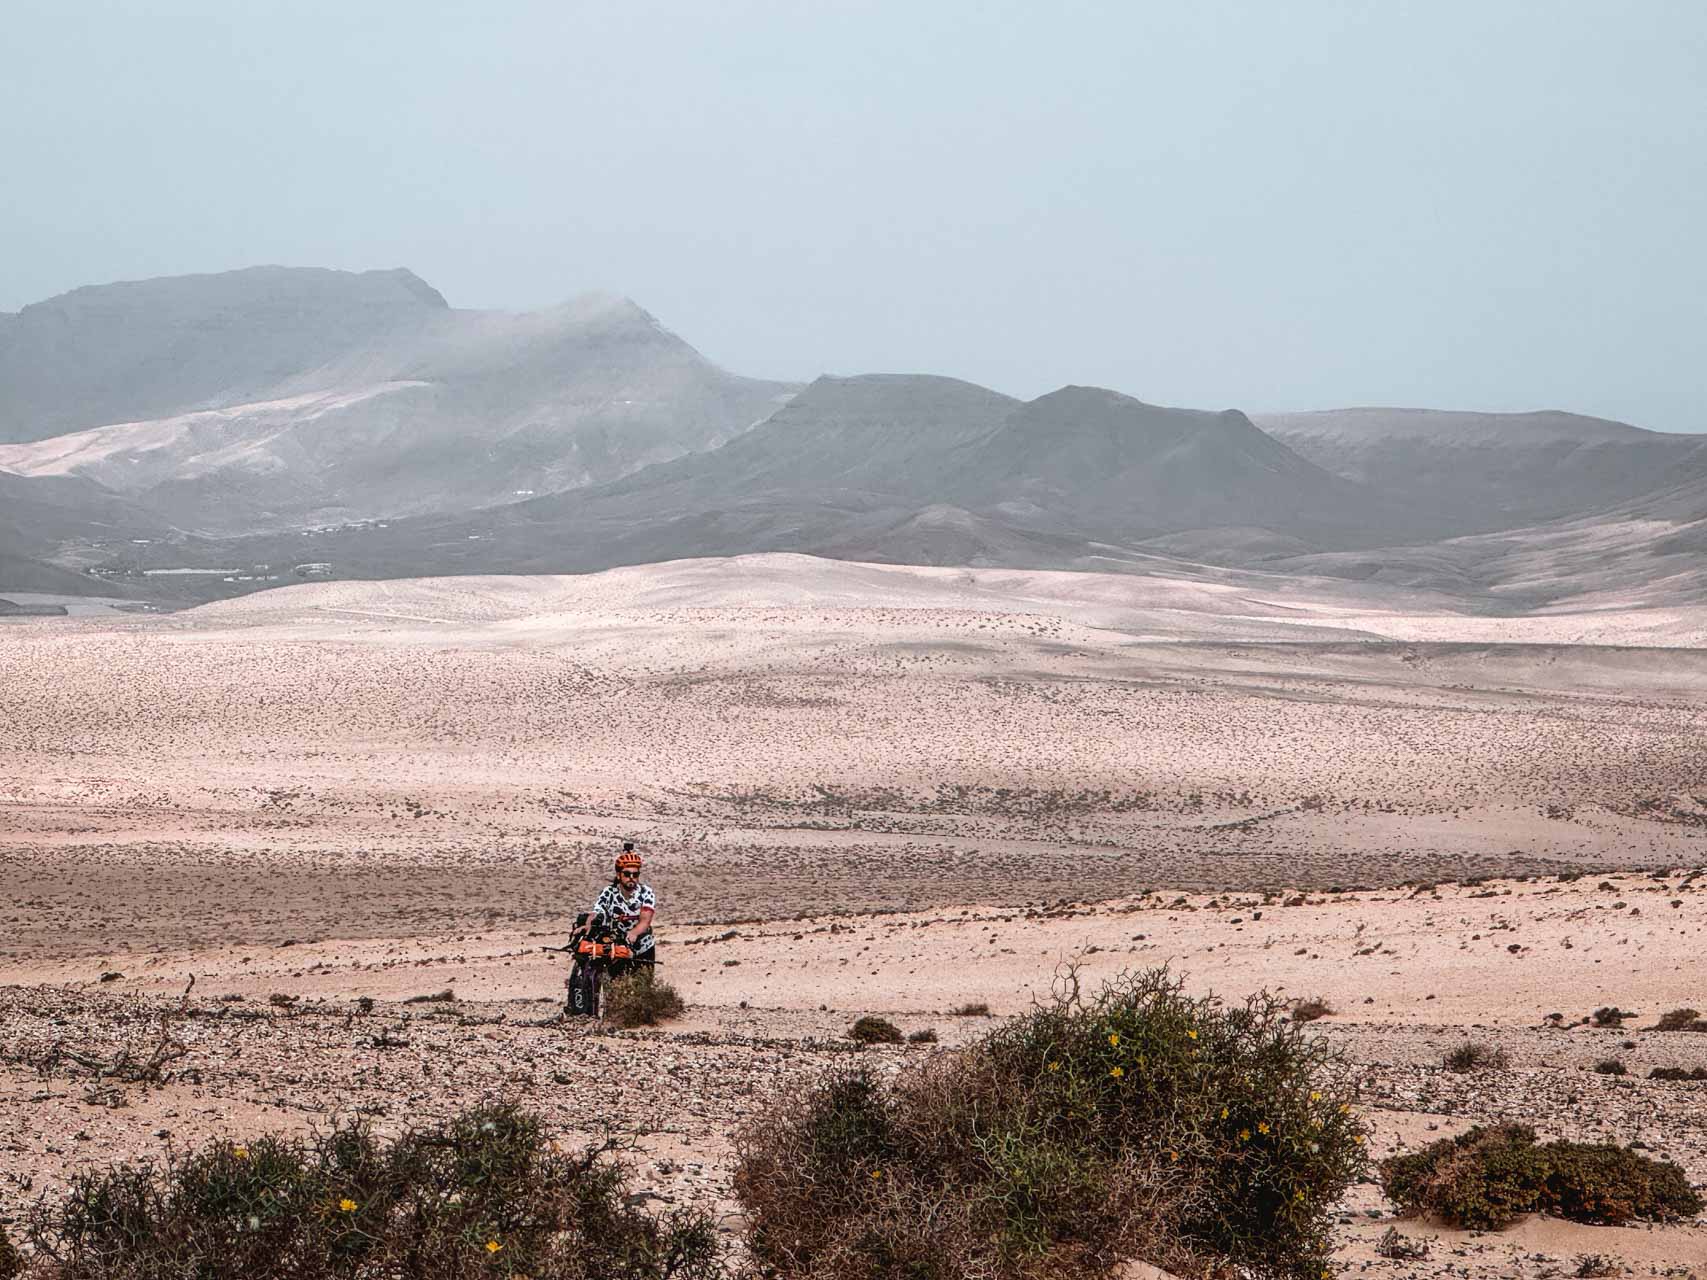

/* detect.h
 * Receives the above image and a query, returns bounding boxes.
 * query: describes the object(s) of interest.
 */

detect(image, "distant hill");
[0,595,69,616]
[0,469,170,554]
[1257,407,1707,535]
[0,266,447,442]
[198,377,1417,580]
[0,268,794,532]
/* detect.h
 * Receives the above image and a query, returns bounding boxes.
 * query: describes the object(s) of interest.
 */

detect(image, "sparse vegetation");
[1648,1066,1707,1081]
[1592,1059,1627,1076]
[735,967,1366,1279]
[906,1027,938,1044]
[1290,996,1334,1023]
[949,1001,991,1017]
[1380,1124,1702,1229]
[1591,1007,1632,1028]
[1443,1041,1509,1073]
[1574,1253,1622,1277]
[19,1104,721,1280]
[848,1015,904,1044]
[402,989,455,1005]
[1375,1225,1429,1259]
[1656,1007,1707,1031]
[602,971,686,1029]
[0,1225,21,1280]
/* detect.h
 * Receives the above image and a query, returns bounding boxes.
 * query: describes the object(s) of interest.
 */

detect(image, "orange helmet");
[615,842,643,874]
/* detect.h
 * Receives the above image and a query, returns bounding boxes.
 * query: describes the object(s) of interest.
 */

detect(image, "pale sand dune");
[180,552,1707,646]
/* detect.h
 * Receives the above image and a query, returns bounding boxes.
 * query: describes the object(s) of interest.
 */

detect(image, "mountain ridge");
[5,265,1706,612]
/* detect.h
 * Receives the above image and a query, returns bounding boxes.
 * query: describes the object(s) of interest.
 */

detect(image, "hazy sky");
[5,1,1704,431]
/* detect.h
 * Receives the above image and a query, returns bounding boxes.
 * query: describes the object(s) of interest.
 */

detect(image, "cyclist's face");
[617,869,640,888]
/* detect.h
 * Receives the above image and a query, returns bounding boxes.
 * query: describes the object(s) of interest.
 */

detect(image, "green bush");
[22,1104,723,1280]
[602,970,686,1029]
[1380,1125,1703,1229]
[735,966,1367,1280]
[1544,1141,1703,1225]
[1380,1124,1546,1229]
[849,1016,904,1044]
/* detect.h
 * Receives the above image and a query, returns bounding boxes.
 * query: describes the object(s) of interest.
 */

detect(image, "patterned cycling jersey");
[590,882,657,954]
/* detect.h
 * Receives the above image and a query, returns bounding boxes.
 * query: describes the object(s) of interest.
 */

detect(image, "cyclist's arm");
[571,892,610,941]
[627,906,655,946]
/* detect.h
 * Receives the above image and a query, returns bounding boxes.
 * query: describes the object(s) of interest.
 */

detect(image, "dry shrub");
[602,971,685,1029]
[1592,1059,1627,1076]
[1574,1254,1621,1278]
[1656,1007,1707,1032]
[1591,1007,1631,1028]
[734,966,1367,1280]
[0,1225,21,1280]
[1443,1042,1509,1074]
[1381,1124,1701,1229]
[1375,1225,1428,1259]
[949,1002,991,1017]
[1648,1066,1707,1081]
[906,1028,938,1044]
[1290,997,1334,1023]
[849,1016,903,1044]
[21,1104,722,1280]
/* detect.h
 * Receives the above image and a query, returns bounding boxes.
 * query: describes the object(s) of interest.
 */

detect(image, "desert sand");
[4,555,1706,1275]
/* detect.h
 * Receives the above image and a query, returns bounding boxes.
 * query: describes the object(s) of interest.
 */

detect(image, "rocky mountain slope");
[224,377,1412,581]
[1258,407,1707,536]
[0,268,794,532]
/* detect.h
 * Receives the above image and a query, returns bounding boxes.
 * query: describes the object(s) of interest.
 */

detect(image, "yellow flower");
[1046,1061,1060,1072]
[233,1146,249,1160]
[1110,1066,1124,1079]
[1187,1029,1198,1040]
[1339,1103,1351,1114]
[1219,1107,1229,1120]
[1309,1091,1321,1102]
[1168,1148,1179,1162]
[339,1199,358,1213]
[870,1169,883,1179]
[1353,1134,1365,1145]
[1238,1128,1251,1142]
[1108,1033,1119,1047]
[1257,1121,1271,1135]
[486,1240,502,1254]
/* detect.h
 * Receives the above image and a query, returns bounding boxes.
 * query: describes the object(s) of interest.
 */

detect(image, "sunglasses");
[618,870,639,879]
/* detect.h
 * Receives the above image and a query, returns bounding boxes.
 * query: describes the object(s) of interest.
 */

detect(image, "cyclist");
[572,842,657,980]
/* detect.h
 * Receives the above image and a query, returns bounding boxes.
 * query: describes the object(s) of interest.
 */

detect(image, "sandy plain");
[4,554,1707,1276]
